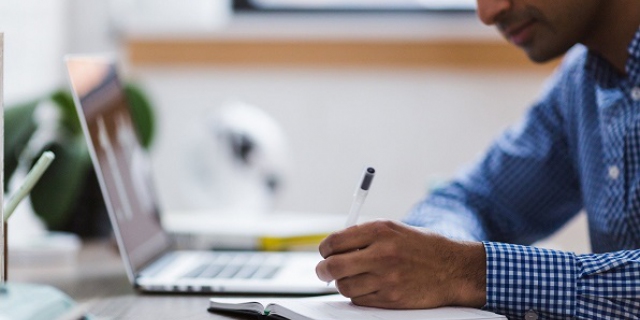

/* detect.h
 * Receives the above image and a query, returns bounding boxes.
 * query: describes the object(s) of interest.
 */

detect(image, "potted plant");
[4,83,155,238]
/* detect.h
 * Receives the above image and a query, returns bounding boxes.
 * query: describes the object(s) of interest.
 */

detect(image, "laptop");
[65,55,337,294]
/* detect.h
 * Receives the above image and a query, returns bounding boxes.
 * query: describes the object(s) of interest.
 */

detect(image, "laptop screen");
[66,56,172,276]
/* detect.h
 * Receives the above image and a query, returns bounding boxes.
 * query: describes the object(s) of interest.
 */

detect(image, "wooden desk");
[9,240,263,319]
[88,295,224,320]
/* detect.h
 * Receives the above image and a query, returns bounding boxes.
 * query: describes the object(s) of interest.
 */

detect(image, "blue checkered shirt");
[404,27,640,319]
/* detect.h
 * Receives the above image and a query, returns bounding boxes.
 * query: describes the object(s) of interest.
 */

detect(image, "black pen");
[345,167,375,227]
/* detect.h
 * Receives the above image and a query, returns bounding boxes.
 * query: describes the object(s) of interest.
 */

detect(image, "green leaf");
[6,81,156,232]
[125,83,155,148]
[30,137,91,229]
[50,89,82,135]
[4,101,39,190]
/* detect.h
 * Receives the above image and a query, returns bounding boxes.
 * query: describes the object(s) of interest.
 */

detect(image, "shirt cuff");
[483,241,577,319]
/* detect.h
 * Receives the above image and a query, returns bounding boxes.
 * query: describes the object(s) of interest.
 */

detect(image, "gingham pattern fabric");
[404,27,640,319]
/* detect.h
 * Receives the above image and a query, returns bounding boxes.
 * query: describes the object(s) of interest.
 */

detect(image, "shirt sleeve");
[483,242,640,319]
[403,64,583,245]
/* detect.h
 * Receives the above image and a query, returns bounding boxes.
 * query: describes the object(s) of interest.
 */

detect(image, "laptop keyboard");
[181,252,282,280]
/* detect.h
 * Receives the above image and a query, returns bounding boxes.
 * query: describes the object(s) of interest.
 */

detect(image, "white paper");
[211,294,506,320]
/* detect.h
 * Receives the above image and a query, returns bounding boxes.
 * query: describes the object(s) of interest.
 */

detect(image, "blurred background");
[1,0,589,253]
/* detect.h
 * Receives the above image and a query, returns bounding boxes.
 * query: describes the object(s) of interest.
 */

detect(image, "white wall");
[135,67,535,215]
[130,65,591,253]
[6,2,589,253]
[0,0,68,105]
[66,0,118,54]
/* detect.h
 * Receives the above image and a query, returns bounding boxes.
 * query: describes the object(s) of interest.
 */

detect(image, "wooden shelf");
[127,38,559,71]
[124,13,559,71]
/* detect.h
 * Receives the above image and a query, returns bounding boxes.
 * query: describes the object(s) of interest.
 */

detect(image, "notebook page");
[274,299,506,320]
[210,295,506,320]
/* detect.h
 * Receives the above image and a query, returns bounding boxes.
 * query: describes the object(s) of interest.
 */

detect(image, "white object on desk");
[3,151,78,268]
[0,33,81,320]
[0,283,77,320]
[177,101,291,217]
[4,151,55,221]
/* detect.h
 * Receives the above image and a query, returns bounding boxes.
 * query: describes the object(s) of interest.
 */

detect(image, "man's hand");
[316,220,486,309]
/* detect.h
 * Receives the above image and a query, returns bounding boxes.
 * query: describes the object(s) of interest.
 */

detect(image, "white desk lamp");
[0,34,83,320]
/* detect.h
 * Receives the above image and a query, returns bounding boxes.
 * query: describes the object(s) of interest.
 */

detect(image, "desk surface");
[10,240,279,319]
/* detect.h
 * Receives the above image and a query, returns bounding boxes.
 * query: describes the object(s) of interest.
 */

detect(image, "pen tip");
[360,167,375,190]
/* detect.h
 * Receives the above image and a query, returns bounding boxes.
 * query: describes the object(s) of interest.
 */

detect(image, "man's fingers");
[318,226,372,258]
[350,291,392,309]
[319,220,399,258]
[350,290,409,309]
[315,248,373,282]
[335,273,380,298]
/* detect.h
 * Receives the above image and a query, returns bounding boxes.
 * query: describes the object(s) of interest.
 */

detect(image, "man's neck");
[582,0,640,74]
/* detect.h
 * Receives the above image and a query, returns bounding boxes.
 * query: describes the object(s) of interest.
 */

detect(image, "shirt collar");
[626,26,640,85]
[585,26,640,87]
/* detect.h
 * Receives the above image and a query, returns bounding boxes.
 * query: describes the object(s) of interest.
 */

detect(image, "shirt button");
[609,165,620,180]
[632,86,640,101]
[524,310,538,320]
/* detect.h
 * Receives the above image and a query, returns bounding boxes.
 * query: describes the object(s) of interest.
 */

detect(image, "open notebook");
[208,294,506,320]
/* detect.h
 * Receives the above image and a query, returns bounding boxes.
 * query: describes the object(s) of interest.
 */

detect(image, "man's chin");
[523,47,566,64]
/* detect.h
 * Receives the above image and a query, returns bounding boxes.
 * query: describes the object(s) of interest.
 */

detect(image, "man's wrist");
[450,240,487,307]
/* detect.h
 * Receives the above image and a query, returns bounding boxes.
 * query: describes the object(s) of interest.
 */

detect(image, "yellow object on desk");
[164,211,345,251]
[259,233,330,251]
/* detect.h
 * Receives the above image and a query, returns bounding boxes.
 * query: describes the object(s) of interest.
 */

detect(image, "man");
[315,1,640,319]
